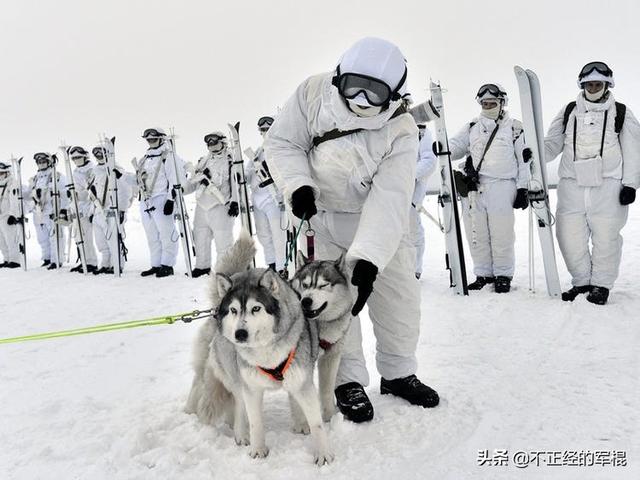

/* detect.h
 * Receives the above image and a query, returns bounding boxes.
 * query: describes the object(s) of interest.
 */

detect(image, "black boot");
[86,265,98,274]
[155,265,174,278]
[587,286,609,305]
[494,276,511,293]
[561,285,591,302]
[334,382,374,423]
[468,276,495,290]
[47,263,58,270]
[70,264,83,273]
[0,262,8,268]
[191,267,211,278]
[140,266,159,277]
[5,262,20,269]
[380,375,440,408]
[41,259,51,267]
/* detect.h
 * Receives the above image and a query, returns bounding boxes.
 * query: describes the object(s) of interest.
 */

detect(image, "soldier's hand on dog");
[351,259,378,315]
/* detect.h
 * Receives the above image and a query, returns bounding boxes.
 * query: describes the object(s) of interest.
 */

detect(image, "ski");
[228,122,254,236]
[429,80,469,295]
[101,135,124,277]
[166,129,196,277]
[10,156,27,270]
[514,66,561,298]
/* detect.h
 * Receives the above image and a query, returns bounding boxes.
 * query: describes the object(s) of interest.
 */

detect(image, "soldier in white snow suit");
[545,62,640,305]
[0,162,22,268]
[246,116,287,274]
[89,145,134,274]
[133,127,186,278]
[183,131,239,278]
[66,146,98,274]
[265,37,440,423]
[449,84,531,293]
[411,124,438,279]
[28,152,69,269]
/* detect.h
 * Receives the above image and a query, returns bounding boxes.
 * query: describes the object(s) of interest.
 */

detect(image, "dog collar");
[257,349,296,382]
[319,339,334,351]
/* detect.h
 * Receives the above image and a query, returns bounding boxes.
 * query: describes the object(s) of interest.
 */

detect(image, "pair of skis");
[10,156,27,270]
[428,69,560,298]
[100,135,126,277]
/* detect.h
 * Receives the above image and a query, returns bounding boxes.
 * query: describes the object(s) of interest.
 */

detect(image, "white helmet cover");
[577,70,615,89]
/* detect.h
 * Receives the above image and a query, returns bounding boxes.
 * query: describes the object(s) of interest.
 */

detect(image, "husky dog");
[291,251,354,425]
[186,231,334,465]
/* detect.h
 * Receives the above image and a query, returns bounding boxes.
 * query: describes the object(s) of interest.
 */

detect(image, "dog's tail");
[209,228,256,306]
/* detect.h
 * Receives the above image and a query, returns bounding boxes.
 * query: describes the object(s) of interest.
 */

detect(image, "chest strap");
[257,348,296,382]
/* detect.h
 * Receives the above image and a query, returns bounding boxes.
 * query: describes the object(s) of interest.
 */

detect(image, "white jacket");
[29,168,69,220]
[136,143,186,199]
[184,151,234,210]
[413,129,437,206]
[264,72,418,270]
[544,93,640,188]
[91,164,134,213]
[450,112,530,188]
[245,147,283,211]
[71,163,94,217]
[0,177,21,217]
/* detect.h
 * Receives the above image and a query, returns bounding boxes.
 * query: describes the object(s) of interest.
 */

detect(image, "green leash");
[0,309,212,345]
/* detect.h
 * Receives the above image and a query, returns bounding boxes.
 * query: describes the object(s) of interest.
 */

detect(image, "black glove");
[522,147,533,163]
[119,211,125,224]
[620,186,636,206]
[89,214,94,223]
[513,188,529,210]
[350,259,379,316]
[163,199,174,215]
[89,184,97,197]
[35,188,42,198]
[66,189,72,199]
[432,141,444,155]
[200,178,210,187]
[228,201,239,217]
[59,209,68,221]
[7,215,18,226]
[291,186,317,220]
[202,168,211,179]
[113,168,123,179]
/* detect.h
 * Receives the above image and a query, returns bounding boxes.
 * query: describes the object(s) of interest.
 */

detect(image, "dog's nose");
[235,329,248,342]
[301,297,313,309]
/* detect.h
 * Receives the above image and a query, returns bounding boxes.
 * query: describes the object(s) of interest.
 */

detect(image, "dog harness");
[319,339,334,351]
[257,349,296,382]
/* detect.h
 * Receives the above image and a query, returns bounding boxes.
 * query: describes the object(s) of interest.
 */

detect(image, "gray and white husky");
[186,231,334,465]
[291,251,354,425]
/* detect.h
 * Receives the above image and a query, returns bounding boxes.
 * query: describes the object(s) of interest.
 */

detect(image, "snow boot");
[334,382,374,423]
[155,265,174,278]
[41,259,51,267]
[191,268,211,278]
[70,264,83,273]
[380,375,440,408]
[494,276,511,293]
[561,285,591,302]
[468,276,495,290]
[5,262,20,269]
[140,266,159,277]
[47,263,58,270]
[0,262,8,268]
[586,286,609,305]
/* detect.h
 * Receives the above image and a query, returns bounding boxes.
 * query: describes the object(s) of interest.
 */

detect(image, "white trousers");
[461,179,517,277]
[193,203,234,269]
[309,211,421,387]
[254,202,287,270]
[71,215,97,266]
[34,215,66,265]
[93,212,127,269]
[409,207,425,275]
[556,178,628,290]
[140,195,179,267]
[0,215,20,263]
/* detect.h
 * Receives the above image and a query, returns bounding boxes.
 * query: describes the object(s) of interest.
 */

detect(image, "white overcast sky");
[1,0,638,177]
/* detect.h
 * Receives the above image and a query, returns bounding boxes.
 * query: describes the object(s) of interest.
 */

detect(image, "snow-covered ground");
[1,194,639,480]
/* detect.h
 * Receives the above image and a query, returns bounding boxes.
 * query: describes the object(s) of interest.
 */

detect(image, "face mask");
[208,144,225,154]
[481,105,501,120]
[347,99,382,118]
[584,88,606,102]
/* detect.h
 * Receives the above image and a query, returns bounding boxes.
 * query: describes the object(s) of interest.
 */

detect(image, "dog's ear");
[259,269,280,293]
[215,273,233,298]
[296,250,309,266]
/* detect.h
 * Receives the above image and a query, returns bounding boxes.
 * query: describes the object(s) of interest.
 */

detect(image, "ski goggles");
[335,72,396,107]
[476,84,506,99]
[204,134,226,145]
[34,152,50,162]
[257,116,274,128]
[0,162,11,173]
[142,128,165,139]
[92,147,106,157]
[579,61,613,80]
[68,146,88,157]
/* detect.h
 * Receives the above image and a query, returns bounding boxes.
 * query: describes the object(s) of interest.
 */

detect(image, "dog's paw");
[314,448,335,466]
[249,446,269,459]
[234,434,250,446]
[291,421,310,435]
